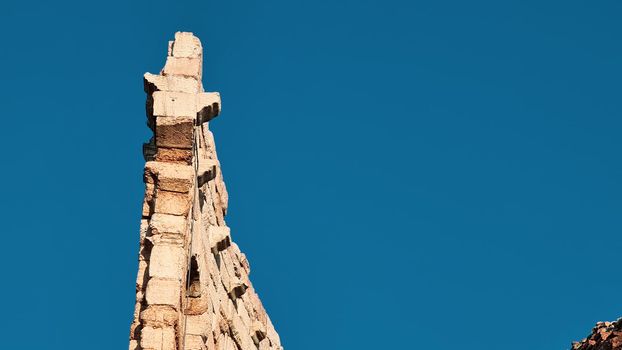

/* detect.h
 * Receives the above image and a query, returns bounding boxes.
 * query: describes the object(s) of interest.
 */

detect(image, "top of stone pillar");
[162,32,203,81]
[168,32,203,59]
[144,32,221,126]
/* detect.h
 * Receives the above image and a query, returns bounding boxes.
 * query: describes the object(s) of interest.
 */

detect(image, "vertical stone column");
[129,32,282,350]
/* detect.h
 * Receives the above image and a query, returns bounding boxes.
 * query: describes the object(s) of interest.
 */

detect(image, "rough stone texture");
[129,32,282,350]
[572,319,622,350]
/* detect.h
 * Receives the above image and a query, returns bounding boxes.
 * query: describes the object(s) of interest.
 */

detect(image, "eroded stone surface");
[129,32,282,350]
[572,319,622,350]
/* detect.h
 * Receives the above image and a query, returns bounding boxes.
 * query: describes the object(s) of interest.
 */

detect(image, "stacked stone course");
[129,32,282,350]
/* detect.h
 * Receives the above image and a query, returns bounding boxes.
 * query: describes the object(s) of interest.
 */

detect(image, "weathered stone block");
[155,116,194,149]
[149,213,187,236]
[229,313,255,350]
[251,320,267,346]
[216,333,235,350]
[237,299,252,329]
[154,190,191,216]
[171,32,202,58]
[148,244,185,280]
[155,147,193,164]
[185,334,206,350]
[207,226,231,252]
[152,91,198,118]
[145,73,200,94]
[258,339,270,350]
[206,336,216,350]
[197,159,218,187]
[186,293,209,315]
[145,278,181,308]
[196,92,221,124]
[151,91,221,121]
[185,313,211,335]
[140,305,178,327]
[129,339,140,350]
[163,57,202,78]
[145,161,194,193]
[141,325,176,350]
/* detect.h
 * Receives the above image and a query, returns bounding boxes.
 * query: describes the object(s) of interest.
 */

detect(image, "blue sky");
[1,1,621,349]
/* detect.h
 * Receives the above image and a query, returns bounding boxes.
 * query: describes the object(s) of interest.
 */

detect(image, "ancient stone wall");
[129,32,282,350]
[572,319,622,350]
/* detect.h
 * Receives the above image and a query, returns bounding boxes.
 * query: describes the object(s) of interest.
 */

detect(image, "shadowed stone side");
[129,32,282,350]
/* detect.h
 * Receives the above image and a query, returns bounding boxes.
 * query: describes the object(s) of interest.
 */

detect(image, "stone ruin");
[128,32,282,350]
[572,319,622,350]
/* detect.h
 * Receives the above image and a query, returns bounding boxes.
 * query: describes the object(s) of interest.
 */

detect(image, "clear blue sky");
[1,1,621,349]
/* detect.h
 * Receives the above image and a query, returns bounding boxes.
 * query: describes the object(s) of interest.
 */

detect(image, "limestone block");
[229,313,255,350]
[145,278,181,308]
[205,274,221,321]
[141,325,176,350]
[185,334,206,350]
[251,320,267,345]
[218,261,232,299]
[228,281,248,300]
[196,92,221,124]
[237,299,252,329]
[185,313,211,335]
[216,333,234,350]
[148,232,184,247]
[206,336,216,350]
[145,161,194,193]
[155,116,194,149]
[129,339,140,350]
[207,226,230,252]
[258,339,270,350]
[163,57,202,78]
[218,296,236,323]
[197,159,218,187]
[155,147,193,164]
[152,91,197,118]
[152,91,221,120]
[144,73,200,94]
[154,190,191,216]
[220,249,242,280]
[186,293,209,315]
[171,32,202,58]
[148,243,185,279]
[149,213,187,236]
[140,305,178,327]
